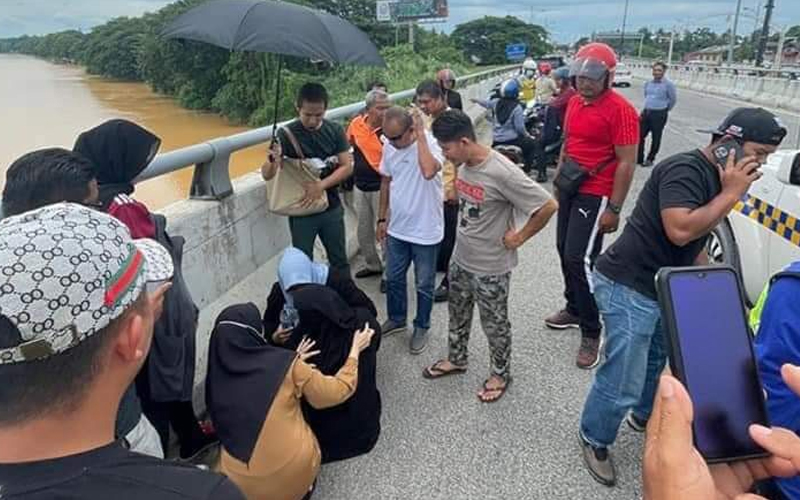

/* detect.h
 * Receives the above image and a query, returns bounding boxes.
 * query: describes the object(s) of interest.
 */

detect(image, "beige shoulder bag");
[267,127,329,216]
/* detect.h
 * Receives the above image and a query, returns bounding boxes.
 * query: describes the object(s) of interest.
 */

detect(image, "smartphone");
[655,265,769,463]
[711,138,745,169]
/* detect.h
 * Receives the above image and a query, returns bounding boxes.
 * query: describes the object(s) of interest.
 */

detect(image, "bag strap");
[564,154,614,177]
[280,126,306,161]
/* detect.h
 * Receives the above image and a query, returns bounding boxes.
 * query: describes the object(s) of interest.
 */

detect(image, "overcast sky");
[1,0,798,43]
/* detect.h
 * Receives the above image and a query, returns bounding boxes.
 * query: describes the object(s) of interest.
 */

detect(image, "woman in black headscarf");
[208,303,374,500]
[263,248,382,463]
[74,119,212,459]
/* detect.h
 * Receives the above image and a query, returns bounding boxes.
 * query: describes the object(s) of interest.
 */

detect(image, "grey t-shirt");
[453,151,552,276]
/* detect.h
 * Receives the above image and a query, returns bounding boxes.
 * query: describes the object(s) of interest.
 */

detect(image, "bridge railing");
[137,64,518,201]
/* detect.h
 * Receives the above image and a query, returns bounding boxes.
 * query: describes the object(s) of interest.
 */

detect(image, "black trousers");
[140,399,211,458]
[556,192,606,340]
[436,200,459,284]
[493,135,540,174]
[638,109,669,163]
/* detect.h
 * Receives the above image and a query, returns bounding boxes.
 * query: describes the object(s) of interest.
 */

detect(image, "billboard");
[376,0,448,22]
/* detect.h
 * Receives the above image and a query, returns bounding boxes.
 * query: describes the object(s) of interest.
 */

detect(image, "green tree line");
[0,0,552,126]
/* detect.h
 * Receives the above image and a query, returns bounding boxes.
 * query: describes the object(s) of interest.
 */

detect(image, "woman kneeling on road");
[263,247,382,463]
[207,302,374,500]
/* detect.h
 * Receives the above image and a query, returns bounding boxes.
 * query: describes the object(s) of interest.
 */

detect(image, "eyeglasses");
[385,128,409,143]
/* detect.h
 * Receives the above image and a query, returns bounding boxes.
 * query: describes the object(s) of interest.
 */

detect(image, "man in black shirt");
[577,108,787,487]
[262,82,354,275]
[0,203,243,499]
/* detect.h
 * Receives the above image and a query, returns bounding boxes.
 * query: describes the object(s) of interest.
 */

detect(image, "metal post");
[638,34,645,58]
[728,0,743,64]
[775,27,786,70]
[619,0,630,57]
[408,21,415,49]
[667,30,675,66]
[756,0,775,67]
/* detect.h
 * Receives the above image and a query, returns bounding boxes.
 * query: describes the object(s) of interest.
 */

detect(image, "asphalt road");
[314,80,800,500]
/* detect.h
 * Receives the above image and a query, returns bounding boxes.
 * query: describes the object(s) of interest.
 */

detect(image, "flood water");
[0,54,266,210]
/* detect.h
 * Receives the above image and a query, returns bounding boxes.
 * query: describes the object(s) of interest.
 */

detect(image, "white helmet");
[522,58,537,71]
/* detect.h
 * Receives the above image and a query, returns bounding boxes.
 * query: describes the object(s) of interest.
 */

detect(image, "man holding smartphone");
[578,107,786,487]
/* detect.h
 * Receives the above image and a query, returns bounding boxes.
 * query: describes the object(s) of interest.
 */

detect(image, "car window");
[791,153,800,186]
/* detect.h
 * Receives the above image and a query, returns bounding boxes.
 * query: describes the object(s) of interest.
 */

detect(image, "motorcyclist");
[535,63,558,105]
[436,68,463,111]
[471,78,538,176]
[519,58,538,103]
[534,67,576,181]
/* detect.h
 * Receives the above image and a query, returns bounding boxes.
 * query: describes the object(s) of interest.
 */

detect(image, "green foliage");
[451,16,551,65]
[0,0,507,125]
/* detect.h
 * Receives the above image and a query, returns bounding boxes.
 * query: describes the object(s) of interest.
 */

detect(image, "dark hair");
[2,148,96,217]
[367,80,388,92]
[653,61,667,71]
[415,79,444,100]
[383,106,413,131]
[296,82,329,108]
[0,294,146,425]
[432,109,477,142]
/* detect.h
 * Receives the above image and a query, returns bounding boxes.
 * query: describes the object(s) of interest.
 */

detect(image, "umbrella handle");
[271,55,283,141]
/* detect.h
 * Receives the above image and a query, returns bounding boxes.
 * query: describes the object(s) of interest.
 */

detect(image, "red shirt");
[564,90,639,197]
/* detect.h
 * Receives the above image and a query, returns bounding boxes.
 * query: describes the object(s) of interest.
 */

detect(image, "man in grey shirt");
[638,61,677,167]
[424,110,558,402]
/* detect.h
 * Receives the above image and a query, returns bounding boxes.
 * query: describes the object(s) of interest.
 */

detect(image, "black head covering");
[496,97,519,126]
[73,119,161,207]
[206,303,295,464]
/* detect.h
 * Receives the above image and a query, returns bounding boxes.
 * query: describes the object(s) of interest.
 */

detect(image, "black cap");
[699,107,787,146]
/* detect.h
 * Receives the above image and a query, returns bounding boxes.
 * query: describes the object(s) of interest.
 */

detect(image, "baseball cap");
[699,107,787,146]
[0,203,174,365]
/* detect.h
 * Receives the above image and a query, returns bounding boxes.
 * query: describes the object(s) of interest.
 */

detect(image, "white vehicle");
[613,63,633,87]
[709,150,800,303]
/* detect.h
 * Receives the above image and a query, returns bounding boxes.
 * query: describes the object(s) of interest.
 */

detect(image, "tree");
[451,16,551,65]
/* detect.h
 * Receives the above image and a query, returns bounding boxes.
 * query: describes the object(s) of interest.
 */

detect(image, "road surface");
[315,79,800,500]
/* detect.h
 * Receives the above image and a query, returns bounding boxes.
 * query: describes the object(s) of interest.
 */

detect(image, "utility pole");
[408,21,415,50]
[775,26,786,69]
[756,0,775,67]
[619,0,630,57]
[638,34,645,58]
[727,0,743,64]
[667,29,675,66]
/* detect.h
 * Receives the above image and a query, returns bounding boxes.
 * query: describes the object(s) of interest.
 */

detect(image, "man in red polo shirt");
[545,43,639,369]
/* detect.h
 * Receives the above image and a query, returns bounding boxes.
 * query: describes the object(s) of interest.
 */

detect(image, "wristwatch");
[607,203,622,215]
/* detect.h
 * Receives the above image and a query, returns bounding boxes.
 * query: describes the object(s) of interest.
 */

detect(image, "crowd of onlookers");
[3,41,800,500]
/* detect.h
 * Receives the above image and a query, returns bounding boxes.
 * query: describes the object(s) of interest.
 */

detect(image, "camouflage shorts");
[447,262,512,379]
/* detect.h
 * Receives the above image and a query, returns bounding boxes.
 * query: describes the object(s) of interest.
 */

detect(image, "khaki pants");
[354,187,383,272]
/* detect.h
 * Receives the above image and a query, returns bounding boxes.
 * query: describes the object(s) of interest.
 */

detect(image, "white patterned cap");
[0,203,174,365]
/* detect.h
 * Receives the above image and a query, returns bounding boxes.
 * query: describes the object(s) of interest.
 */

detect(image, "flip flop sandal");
[422,359,467,379]
[478,376,512,403]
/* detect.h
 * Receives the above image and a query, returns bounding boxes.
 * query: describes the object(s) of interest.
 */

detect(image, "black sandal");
[477,376,512,403]
[422,359,467,379]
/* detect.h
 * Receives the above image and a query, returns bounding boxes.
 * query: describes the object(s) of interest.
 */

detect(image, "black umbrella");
[161,0,386,133]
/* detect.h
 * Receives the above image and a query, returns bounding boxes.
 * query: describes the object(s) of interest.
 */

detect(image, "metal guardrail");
[625,58,800,80]
[137,64,518,200]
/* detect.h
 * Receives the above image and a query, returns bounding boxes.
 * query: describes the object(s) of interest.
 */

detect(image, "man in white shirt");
[377,106,444,354]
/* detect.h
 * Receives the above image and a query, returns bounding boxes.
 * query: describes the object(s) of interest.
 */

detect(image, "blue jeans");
[386,235,439,330]
[580,272,668,448]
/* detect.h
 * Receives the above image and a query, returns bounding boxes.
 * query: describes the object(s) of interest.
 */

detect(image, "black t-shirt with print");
[277,119,350,210]
[0,441,245,499]
[596,150,723,300]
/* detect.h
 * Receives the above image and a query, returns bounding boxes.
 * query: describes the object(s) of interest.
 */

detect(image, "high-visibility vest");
[749,270,800,334]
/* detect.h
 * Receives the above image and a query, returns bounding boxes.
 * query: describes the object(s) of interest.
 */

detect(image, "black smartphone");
[655,265,769,463]
[711,138,745,169]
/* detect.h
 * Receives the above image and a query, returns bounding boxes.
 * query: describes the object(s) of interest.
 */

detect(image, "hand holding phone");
[712,140,762,201]
[656,266,769,463]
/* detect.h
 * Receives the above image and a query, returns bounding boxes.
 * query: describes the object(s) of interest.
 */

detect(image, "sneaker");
[544,309,580,330]
[536,171,548,183]
[579,434,616,487]
[409,327,429,355]
[434,282,449,303]
[642,159,655,167]
[381,319,406,337]
[576,337,602,370]
[626,412,648,433]
[380,279,386,294]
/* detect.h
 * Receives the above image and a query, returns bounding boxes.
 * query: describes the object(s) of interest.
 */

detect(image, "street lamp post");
[728,0,744,64]
[619,0,630,57]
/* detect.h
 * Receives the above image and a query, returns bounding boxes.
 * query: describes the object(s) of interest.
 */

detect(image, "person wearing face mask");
[261,83,354,276]
[519,58,538,104]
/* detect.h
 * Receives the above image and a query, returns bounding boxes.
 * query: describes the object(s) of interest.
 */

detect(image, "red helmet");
[539,62,552,75]
[570,42,618,83]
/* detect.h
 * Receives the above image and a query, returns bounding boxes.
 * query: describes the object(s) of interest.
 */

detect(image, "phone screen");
[668,269,768,460]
